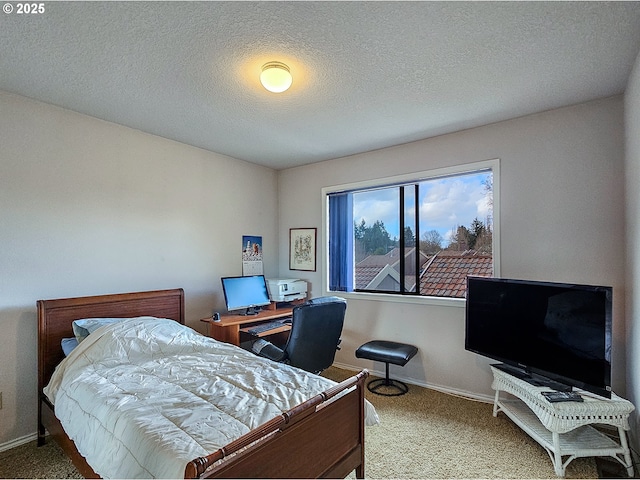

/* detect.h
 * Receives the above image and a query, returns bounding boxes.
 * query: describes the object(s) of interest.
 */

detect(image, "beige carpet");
[0,367,599,479]
[323,367,597,479]
[0,440,82,479]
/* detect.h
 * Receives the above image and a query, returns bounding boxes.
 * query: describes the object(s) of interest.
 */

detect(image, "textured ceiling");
[2,2,640,170]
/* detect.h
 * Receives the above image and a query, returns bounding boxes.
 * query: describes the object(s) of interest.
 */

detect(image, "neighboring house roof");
[355,247,429,290]
[355,249,400,288]
[419,251,493,298]
[367,264,401,291]
[355,248,492,297]
[356,265,387,290]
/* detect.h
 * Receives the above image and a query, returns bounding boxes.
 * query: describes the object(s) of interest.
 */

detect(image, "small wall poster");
[242,235,263,275]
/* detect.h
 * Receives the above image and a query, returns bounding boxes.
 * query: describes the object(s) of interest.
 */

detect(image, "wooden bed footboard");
[40,370,368,479]
[186,370,369,479]
[37,289,369,479]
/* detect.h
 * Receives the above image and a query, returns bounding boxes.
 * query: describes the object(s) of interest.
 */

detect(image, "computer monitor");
[221,275,271,315]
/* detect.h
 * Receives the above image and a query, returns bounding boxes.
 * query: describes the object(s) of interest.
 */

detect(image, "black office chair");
[252,296,346,374]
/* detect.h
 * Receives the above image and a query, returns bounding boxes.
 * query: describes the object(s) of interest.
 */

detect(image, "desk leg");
[208,324,241,346]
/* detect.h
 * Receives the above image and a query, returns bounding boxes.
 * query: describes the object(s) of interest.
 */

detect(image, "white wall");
[278,97,627,400]
[624,49,640,459]
[0,89,630,449]
[0,91,279,446]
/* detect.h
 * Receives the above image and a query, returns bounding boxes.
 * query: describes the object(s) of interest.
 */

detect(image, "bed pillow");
[61,337,79,356]
[72,317,130,343]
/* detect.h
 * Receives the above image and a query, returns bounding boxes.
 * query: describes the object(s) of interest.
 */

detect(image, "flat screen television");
[465,276,612,398]
[221,275,271,315]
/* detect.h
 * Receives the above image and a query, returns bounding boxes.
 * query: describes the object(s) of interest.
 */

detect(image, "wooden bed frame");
[37,288,368,479]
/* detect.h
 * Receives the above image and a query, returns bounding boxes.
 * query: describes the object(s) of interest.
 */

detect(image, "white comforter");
[44,317,378,479]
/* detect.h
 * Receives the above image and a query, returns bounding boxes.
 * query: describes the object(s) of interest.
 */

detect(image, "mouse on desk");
[281,317,292,324]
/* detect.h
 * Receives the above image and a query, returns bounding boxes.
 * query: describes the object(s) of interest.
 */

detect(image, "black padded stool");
[355,340,418,396]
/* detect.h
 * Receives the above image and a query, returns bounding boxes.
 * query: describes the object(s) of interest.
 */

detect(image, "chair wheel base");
[367,378,409,396]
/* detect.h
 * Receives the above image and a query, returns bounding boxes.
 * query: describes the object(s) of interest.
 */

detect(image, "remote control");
[541,391,584,402]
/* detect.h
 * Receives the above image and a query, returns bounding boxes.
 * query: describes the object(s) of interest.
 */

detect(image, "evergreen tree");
[468,218,485,249]
[364,220,392,255]
[354,219,366,241]
[354,219,394,257]
[403,226,416,247]
[353,219,368,262]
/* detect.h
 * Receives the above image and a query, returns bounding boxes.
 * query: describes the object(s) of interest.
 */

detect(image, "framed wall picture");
[290,228,317,271]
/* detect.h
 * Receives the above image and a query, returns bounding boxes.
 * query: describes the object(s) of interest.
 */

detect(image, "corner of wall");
[624,47,640,467]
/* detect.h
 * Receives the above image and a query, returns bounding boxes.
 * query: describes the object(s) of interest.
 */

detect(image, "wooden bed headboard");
[37,288,185,395]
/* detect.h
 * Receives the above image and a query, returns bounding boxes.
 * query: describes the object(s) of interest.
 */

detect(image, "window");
[324,160,499,302]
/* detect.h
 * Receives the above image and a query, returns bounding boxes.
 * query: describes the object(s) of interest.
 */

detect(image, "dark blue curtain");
[328,193,353,292]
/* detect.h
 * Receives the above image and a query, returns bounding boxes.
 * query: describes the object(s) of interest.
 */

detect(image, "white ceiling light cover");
[260,62,292,93]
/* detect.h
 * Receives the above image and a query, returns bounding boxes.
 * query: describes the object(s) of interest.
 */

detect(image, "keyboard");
[246,318,291,335]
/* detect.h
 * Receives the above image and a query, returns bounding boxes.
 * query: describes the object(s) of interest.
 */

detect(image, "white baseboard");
[332,361,494,404]
[0,432,38,453]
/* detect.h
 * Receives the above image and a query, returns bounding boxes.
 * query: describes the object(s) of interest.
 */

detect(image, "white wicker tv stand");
[491,365,635,477]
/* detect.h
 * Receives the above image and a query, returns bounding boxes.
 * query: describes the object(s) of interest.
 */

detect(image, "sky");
[353,170,492,245]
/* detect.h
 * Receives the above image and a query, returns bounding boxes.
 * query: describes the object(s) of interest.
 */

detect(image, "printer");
[266,278,307,303]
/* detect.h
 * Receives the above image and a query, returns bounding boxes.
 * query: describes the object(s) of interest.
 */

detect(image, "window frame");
[321,158,501,307]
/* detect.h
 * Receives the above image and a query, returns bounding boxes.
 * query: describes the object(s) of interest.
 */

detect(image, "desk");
[201,307,294,346]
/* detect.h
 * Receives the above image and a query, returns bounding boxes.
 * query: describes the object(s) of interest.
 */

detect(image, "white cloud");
[419,173,492,237]
[353,189,399,235]
[351,171,492,241]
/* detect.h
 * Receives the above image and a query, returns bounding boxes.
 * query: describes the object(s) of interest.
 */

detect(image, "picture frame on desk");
[289,228,316,271]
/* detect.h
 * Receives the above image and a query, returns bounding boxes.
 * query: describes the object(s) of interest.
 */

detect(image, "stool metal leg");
[366,362,410,396]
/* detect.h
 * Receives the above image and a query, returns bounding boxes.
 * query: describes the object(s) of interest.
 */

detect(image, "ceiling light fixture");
[260,61,292,93]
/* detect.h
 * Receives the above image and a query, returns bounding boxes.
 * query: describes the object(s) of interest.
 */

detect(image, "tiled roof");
[356,247,403,266]
[419,251,493,298]
[355,247,429,290]
[355,250,401,289]
[356,265,386,289]
[354,249,492,296]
